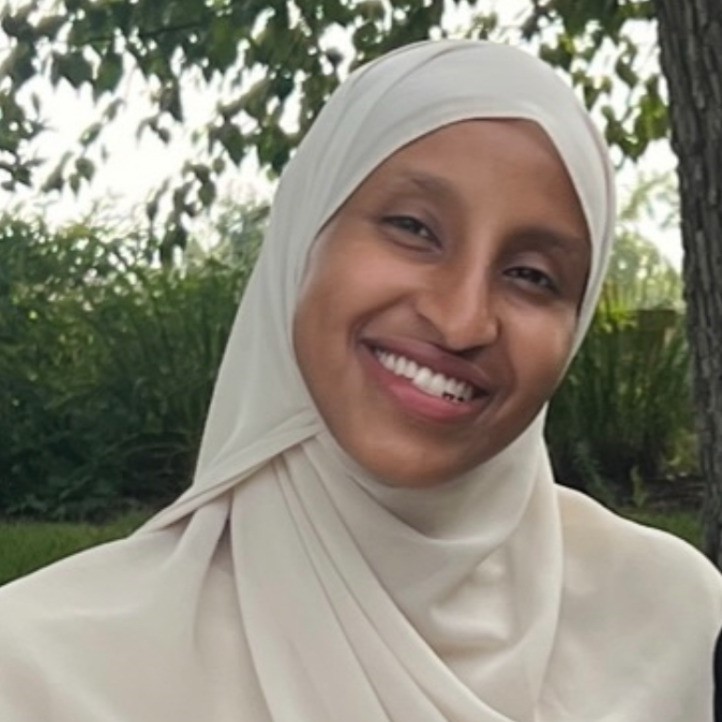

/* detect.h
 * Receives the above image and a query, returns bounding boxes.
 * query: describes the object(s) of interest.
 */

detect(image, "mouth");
[360,338,492,423]
[372,347,480,404]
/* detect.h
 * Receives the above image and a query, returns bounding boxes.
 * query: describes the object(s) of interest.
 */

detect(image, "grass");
[618,507,703,549]
[0,506,704,588]
[0,511,149,587]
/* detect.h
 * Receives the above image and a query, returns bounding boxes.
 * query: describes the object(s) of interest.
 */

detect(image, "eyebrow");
[514,226,590,256]
[386,170,458,201]
[386,170,589,254]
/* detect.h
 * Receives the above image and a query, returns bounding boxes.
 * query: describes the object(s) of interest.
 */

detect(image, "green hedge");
[548,293,694,503]
[1,217,253,519]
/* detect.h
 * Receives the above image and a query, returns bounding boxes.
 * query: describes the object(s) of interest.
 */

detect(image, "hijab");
[0,39,721,722]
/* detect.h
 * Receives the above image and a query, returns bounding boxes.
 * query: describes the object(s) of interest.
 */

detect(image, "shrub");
[0,215,257,519]
[547,291,693,502]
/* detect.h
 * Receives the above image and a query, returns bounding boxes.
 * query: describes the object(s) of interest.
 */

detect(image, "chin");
[348,447,479,489]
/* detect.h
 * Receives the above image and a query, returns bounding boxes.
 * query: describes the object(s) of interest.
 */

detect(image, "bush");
[0,216,256,519]
[547,290,693,502]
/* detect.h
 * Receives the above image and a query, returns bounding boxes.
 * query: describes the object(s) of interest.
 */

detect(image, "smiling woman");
[294,119,590,486]
[0,40,720,722]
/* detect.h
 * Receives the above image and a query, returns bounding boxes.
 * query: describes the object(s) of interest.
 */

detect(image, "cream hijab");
[1,40,721,722]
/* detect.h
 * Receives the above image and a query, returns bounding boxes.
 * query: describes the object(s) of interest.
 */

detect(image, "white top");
[0,40,720,722]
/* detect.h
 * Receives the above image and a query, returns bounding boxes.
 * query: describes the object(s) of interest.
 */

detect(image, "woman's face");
[293,119,591,487]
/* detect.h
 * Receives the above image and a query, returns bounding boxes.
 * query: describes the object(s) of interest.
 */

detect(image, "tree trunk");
[653,0,722,565]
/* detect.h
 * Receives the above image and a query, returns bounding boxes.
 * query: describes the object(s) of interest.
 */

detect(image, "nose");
[413,267,500,353]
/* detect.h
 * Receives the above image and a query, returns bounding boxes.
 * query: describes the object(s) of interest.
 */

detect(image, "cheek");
[292,257,363,411]
[293,265,329,395]
[510,311,577,393]
[297,245,411,340]
[293,281,331,389]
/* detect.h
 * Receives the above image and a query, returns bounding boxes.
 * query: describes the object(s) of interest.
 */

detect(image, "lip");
[363,336,494,392]
[358,336,495,424]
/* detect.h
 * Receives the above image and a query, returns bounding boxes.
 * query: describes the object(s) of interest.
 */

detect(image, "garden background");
[1,0,721,583]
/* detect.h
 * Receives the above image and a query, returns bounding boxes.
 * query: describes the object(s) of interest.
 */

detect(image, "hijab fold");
[1,40,721,722]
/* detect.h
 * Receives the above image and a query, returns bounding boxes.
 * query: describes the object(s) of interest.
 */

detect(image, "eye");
[505,266,559,294]
[382,215,440,249]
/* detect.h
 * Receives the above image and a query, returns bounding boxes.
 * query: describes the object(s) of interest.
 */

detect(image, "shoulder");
[0,530,179,713]
[0,523,238,719]
[544,489,722,720]
[0,529,173,649]
[0,526,180,617]
[0,537,138,717]
[558,487,722,620]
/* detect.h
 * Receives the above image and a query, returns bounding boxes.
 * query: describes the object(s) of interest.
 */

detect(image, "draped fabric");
[1,40,721,722]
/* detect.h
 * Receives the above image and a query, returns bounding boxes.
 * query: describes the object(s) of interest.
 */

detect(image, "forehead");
[342,119,588,234]
[364,119,572,188]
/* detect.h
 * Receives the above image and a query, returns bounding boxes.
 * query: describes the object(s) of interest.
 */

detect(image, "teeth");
[444,377,460,398]
[373,348,478,402]
[414,367,433,388]
[428,372,446,395]
[402,359,418,379]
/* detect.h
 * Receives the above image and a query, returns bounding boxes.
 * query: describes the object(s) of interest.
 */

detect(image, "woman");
[0,40,720,721]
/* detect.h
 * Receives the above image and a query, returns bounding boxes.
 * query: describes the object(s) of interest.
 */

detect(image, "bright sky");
[0,0,682,265]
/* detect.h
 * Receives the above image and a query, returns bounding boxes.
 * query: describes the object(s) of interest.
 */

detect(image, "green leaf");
[96,52,123,95]
[1,12,33,40]
[75,157,95,181]
[539,40,574,71]
[146,197,159,222]
[352,21,379,52]
[110,0,133,32]
[321,0,353,24]
[80,122,102,146]
[615,58,639,89]
[34,14,66,39]
[41,152,71,193]
[239,77,271,121]
[207,18,239,70]
[53,52,94,89]
[216,123,245,164]
[198,180,215,207]
[104,98,124,122]
[357,0,385,21]
[1,42,36,85]
[159,82,183,122]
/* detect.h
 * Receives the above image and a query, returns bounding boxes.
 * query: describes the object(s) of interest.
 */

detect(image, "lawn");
[0,506,704,588]
[620,507,703,549]
[0,511,150,587]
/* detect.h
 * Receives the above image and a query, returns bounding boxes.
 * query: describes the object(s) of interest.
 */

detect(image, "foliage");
[0,0,664,253]
[607,174,682,309]
[548,294,692,502]
[519,0,664,159]
[1,217,136,518]
[0,211,260,520]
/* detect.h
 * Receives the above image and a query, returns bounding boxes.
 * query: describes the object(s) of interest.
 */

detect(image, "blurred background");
[1,0,719,582]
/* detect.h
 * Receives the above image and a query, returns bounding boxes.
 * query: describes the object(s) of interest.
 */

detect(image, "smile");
[372,348,478,403]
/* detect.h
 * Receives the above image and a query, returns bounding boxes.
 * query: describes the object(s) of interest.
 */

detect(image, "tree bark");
[653,0,722,565]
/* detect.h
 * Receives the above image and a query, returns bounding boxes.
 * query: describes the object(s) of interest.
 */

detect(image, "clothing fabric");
[1,40,721,722]
[714,632,722,722]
